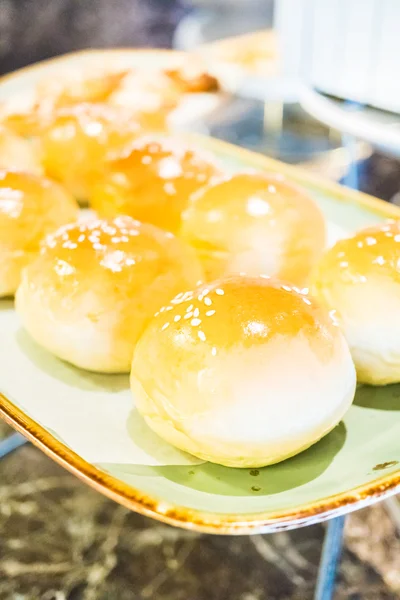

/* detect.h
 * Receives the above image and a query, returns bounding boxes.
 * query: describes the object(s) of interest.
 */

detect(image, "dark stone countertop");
[1,421,399,600]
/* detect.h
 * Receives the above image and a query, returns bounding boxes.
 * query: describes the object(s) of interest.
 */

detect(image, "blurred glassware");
[275,0,400,114]
[174,0,274,49]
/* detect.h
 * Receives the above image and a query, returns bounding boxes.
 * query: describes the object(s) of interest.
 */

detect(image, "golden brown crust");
[16,216,203,372]
[90,136,221,234]
[0,125,43,173]
[311,220,400,385]
[40,103,143,199]
[131,276,355,467]
[143,276,339,355]
[313,220,400,290]
[0,169,79,296]
[181,172,326,285]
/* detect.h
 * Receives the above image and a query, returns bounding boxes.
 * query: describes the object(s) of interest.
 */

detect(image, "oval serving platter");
[1,50,400,535]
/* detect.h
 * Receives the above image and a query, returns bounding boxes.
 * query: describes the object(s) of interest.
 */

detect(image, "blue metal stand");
[314,516,346,600]
[0,432,27,458]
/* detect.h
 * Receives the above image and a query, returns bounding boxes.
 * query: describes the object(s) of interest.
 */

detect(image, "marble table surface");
[0,420,399,599]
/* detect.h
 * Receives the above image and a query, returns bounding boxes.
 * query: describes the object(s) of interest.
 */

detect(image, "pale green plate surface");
[0,50,400,534]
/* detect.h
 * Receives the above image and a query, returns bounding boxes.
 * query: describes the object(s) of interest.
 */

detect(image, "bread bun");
[90,136,220,234]
[108,70,183,127]
[180,172,326,286]
[40,103,143,199]
[0,170,78,297]
[0,125,42,174]
[36,68,128,109]
[16,216,203,373]
[312,220,400,385]
[131,276,355,467]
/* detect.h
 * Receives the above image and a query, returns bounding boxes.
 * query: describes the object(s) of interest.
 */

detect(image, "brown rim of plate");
[1,50,400,534]
[1,392,400,535]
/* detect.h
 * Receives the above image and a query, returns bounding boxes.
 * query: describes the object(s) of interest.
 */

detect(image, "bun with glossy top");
[131,276,355,467]
[40,103,143,199]
[90,136,220,234]
[16,216,203,373]
[0,169,78,297]
[312,220,400,385]
[180,172,326,285]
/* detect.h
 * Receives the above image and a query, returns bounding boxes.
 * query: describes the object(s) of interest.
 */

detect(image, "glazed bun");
[180,172,326,285]
[108,64,219,129]
[0,125,42,174]
[131,276,355,467]
[0,170,78,297]
[35,67,129,110]
[40,103,142,199]
[16,216,203,373]
[90,136,220,234]
[312,220,400,385]
[108,69,184,129]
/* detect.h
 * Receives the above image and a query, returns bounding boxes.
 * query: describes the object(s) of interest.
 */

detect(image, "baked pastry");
[0,169,78,297]
[0,68,128,139]
[131,276,355,467]
[90,136,220,234]
[16,216,203,372]
[311,220,400,385]
[1,61,219,138]
[109,63,219,114]
[37,68,129,109]
[180,172,326,285]
[40,103,143,200]
[0,125,42,174]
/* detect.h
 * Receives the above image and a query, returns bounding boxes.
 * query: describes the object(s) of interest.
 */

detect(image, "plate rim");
[1,49,400,534]
[1,391,400,535]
